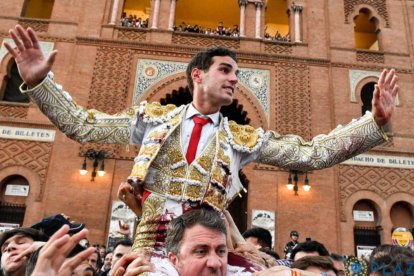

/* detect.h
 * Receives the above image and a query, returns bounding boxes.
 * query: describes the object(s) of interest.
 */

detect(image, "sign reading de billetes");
[0,126,56,142]
[342,153,414,169]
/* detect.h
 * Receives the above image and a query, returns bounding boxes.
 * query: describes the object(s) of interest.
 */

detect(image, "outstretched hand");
[372,69,399,126]
[31,225,95,276]
[5,25,57,88]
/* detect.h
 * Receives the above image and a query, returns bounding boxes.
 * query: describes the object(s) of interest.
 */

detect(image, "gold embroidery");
[189,170,204,182]
[172,166,186,178]
[203,187,226,210]
[132,195,165,252]
[228,120,260,149]
[130,163,148,179]
[185,184,203,201]
[140,144,159,156]
[197,156,213,171]
[147,129,169,140]
[167,180,184,198]
[144,102,177,118]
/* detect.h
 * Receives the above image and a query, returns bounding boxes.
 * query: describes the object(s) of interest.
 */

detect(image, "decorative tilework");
[349,69,380,102]
[133,59,270,120]
[0,38,54,62]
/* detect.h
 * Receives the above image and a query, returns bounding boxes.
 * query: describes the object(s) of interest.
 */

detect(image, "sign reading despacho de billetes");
[0,126,56,142]
[342,153,414,169]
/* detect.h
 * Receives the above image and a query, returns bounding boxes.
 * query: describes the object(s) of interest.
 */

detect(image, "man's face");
[87,251,99,270]
[294,251,320,261]
[103,252,113,269]
[111,244,131,269]
[168,224,228,276]
[99,247,106,258]
[1,234,34,274]
[193,56,239,110]
[291,235,299,241]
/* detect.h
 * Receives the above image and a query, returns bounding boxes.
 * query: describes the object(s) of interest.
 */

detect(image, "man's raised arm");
[4,25,138,145]
[256,68,399,171]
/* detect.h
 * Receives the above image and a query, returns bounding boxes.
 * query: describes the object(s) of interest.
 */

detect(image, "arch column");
[109,0,121,25]
[238,0,248,37]
[151,0,161,29]
[292,3,303,42]
[255,1,264,39]
[167,0,177,30]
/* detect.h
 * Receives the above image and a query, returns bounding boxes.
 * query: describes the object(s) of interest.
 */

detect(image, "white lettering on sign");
[0,126,55,142]
[343,154,414,169]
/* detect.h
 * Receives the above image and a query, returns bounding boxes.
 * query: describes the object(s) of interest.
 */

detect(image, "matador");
[5,26,399,264]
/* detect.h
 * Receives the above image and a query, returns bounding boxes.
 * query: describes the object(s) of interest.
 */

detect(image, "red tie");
[186,116,210,164]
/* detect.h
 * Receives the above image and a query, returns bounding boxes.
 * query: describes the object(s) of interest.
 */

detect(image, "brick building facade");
[0,0,413,256]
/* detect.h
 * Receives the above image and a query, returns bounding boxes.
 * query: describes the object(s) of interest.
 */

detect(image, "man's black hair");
[113,239,132,251]
[242,227,273,250]
[186,47,237,95]
[0,227,48,253]
[290,240,329,260]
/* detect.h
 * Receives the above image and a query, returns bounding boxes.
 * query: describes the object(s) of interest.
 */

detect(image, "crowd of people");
[120,13,149,29]
[264,31,291,42]
[119,12,291,42]
[173,21,240,37]
[1,210,413,275]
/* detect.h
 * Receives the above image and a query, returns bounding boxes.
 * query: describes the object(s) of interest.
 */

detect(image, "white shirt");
[181,104,220,158]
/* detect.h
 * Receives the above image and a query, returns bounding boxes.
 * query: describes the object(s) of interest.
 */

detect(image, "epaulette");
[224,118,264,153]
[138,101,184,124]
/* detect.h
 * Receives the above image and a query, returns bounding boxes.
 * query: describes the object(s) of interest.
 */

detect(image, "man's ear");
[168,252,178,266]
[191,68,203,84]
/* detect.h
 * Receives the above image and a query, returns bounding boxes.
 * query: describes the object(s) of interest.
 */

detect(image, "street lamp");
[287,170,311,195]
[79,149,106,181]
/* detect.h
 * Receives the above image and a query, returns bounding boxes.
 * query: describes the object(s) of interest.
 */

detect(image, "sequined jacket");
[21,74,388,210]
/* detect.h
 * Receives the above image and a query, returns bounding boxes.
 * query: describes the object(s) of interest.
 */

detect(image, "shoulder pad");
[224,119,264,153]
[139,101,184,124]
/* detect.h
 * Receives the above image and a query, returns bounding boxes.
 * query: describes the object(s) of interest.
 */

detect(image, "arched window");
[0,175,29,226]
[354,8,379,50]
[174,0,239,36]
[353,200,381,256]
[390,201,414,233]
[1,61,29,103]
[121,0,150,28]
[264,0,290,41]
[22,0,55,19]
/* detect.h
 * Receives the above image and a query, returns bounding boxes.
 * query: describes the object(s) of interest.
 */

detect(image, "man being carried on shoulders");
[5,25,399,261]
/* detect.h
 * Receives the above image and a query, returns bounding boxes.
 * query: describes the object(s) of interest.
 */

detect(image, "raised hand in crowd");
[371,68,399,126]
[110,252,154,276]
[5,25,58,88]
[31,225,95,276]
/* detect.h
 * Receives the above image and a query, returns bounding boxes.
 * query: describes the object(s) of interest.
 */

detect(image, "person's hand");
[31,225,95,276]
[4,25,58,88]
[372,68,399,126]
[110,252,154,276]
[13,241,46,262]
[117,220,131,236]
[233,241,265,267]
[118,182,142,216]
